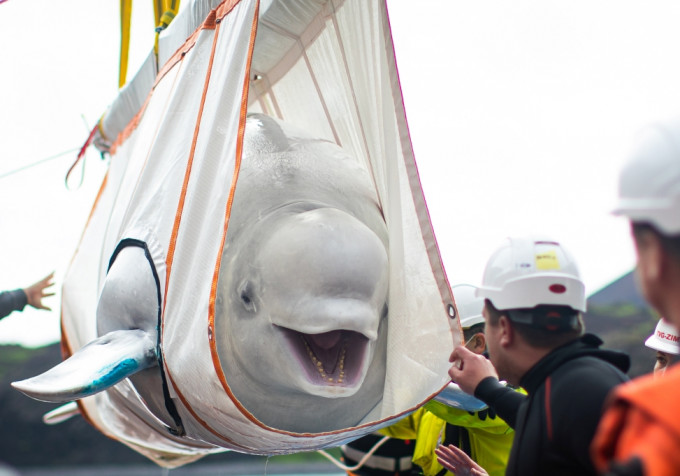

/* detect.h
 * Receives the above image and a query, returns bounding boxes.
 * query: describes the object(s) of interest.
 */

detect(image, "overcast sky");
[1,1,679,347]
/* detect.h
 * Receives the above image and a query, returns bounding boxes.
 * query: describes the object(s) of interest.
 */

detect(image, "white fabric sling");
[61,0,461,467]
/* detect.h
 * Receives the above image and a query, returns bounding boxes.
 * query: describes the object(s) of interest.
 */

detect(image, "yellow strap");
[154,0,180,62]
[119,0,133,88]
[153,0,163,26]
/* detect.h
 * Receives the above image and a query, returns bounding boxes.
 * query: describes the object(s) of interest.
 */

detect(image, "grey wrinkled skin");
[215,114,389,433]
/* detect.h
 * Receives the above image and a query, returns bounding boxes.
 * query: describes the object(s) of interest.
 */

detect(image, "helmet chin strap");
[506,307,580,332]
[463,335,477,349]
[463,332,486,352]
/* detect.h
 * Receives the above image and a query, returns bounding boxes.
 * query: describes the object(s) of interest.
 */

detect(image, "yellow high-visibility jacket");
[380,400,514,476]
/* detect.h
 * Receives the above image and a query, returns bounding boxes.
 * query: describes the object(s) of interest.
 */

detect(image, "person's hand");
[448,345,498,395]
[435,444,488,476]
[23,272,55,311]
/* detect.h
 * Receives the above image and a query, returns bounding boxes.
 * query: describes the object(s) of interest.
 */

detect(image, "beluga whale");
[12,114,389,435]
[215,114,389,431]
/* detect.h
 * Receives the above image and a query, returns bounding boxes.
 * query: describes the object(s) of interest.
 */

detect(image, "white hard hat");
[645,319,680,355]
[452,284,484,329]
[612,118,680,235]
[476,236,586,312]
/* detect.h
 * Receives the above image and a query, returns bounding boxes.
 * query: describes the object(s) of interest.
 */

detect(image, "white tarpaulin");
[60,0,461,467]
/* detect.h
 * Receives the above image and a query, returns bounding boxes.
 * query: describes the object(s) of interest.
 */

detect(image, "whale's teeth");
[302,335,347,384]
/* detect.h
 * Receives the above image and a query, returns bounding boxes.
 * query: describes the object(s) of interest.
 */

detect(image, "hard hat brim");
[477,274,586,312]
[645,334,680,355]
[460,314,485,329]
[612,197,680,235]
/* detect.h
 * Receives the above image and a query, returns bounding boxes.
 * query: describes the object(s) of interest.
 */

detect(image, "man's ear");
[469,332,486,354]
[498,315,514,348]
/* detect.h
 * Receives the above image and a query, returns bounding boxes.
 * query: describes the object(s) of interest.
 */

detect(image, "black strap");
[436,423,472,476]
[109,239,185,435]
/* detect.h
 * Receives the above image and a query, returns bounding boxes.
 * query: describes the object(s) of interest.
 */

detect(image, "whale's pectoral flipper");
[43,402,80,425]
[12,329,157,403]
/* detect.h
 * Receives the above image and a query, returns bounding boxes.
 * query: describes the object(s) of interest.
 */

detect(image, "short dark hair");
[484,300,584,349]
[463,323,485,342]
[632,222,680,264]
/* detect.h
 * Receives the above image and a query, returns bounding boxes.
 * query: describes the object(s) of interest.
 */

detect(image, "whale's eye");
[238,281,256,313]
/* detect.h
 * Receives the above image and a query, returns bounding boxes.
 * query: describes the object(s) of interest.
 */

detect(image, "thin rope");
[62,122,99,190]
[0,148,81,181]
[316,435,391,472]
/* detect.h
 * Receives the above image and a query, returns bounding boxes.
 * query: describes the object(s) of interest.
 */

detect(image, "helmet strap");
[506,308,579,332]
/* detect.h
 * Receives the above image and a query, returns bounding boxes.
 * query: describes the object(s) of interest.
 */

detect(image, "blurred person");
[376,284,516,476]
[0,272,55,320]
[445,236,630,475]
[592,118,680,475]
[644,319,679,376]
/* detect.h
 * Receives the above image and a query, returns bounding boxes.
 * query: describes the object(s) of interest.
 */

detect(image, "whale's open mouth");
[278,327,370,388]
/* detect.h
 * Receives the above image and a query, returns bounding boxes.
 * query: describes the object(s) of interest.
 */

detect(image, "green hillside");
[584,270,659,378]
[584,303,658,378]
[0,343,338,469]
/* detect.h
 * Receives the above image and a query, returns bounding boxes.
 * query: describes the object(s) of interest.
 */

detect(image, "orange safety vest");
[592,364,680,476]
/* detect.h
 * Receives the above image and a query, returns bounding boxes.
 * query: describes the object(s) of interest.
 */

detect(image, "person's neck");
[508,344,554,387]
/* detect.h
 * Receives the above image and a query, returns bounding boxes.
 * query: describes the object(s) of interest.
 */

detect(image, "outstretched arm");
[0,289,27,319]
[473,377,525,428]
[23,272,55,311]
[448,345,499,395]
[0,272,56,320]
[448,345,525,428]
[435,444,489,476]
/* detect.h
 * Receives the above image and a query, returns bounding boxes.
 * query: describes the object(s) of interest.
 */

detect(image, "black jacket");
[0,289,27,320]
[475,334,630,476]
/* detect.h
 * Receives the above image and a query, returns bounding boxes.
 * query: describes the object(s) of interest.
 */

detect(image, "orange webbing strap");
[207,0,262,429]
[119,0,132,88]
[153,0,181,68]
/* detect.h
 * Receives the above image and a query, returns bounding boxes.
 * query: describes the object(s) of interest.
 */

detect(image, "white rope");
[316,435,391,473]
